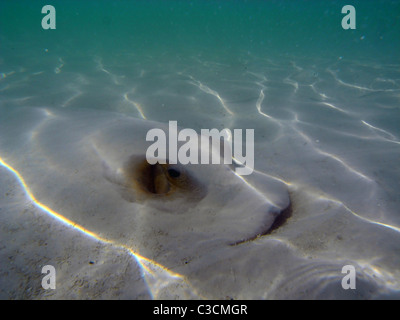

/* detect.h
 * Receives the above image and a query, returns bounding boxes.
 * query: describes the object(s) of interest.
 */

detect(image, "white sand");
[1,54,400,299]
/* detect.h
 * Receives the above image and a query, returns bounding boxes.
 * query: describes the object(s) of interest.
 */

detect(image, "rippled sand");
[1,49,400,299]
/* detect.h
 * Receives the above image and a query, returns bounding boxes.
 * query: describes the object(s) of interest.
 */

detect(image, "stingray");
[2,106,400,299]
[0,106,290,268]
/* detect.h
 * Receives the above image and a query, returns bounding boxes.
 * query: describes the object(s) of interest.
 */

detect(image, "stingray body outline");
[0,106,290,267]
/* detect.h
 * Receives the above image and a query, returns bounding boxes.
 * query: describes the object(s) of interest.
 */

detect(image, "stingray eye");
[167,168,181,178]
[123,156,206,200]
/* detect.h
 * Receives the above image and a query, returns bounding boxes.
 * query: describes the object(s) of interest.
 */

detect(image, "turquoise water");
[1,0,399,62]
[1,1,400,58]
[1,0,399,125]
[1,1,400,299]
